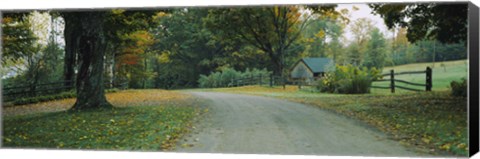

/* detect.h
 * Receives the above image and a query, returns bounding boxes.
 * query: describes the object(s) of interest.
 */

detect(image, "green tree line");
[1,3,468,110]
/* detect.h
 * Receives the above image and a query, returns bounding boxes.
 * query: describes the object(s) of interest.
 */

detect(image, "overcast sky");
[337,3,394,43]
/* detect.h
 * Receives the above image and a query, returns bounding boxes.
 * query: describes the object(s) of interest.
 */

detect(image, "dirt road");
[176,92,426,157]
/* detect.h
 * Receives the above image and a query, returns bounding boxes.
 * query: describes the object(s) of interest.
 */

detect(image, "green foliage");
[206,6,330,75]
[302,15,345,58]
[450,78,467,97]
[363,28,386,70]
[1,14,38,65]
[370,3,467,44]
[317,65,381,94]
[198,68,271,88]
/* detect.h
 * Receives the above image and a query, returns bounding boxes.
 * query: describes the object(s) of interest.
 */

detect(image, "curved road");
[176,92,425,157]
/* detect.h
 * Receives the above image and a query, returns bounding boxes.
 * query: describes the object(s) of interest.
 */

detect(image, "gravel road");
[176,92,426,157]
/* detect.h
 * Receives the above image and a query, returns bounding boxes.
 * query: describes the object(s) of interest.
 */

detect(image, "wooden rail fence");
[371,67,432,93]
[227,74,288,87]
[2,80,127,102]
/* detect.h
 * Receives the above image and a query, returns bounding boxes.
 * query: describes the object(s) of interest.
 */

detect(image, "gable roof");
[299,58,334,73]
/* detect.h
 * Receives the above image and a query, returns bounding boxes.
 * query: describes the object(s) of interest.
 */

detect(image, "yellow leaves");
[457,143,467,149]
[112,9,126,15]
[79,136,88,140]
[105,89,193,107]
[2,17,13,24]
[352,5,360,11]
[440,143,451,150]
[155,12,169,19]
[181,143,194,148]
[274,7,279,17]
[421,137,431,144]
[395,124,401,129]
[157,52,171,64]
[340,9,349,15]
[315,30,326,38]
[3,99,201,151]
[57,142,64,148]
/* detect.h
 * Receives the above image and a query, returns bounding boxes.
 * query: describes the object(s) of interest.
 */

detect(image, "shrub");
[198,67,271,88]
[450,78,467,97]
[317,65,380,94]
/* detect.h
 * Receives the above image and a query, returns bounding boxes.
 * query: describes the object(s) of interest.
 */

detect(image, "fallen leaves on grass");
[2,102,205,151]
[3,89,192,116]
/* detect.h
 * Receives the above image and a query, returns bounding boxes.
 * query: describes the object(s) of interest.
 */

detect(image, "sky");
[336,3,393,43]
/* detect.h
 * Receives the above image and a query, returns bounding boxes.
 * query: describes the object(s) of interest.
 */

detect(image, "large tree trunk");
[68,12,112,110]
[62,13,80,89]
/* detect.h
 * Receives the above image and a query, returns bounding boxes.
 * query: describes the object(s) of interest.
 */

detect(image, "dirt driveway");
[176,91,427,157]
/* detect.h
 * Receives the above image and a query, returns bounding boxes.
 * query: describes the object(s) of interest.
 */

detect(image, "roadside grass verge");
[202,85,468,156]
[2,89,206,151]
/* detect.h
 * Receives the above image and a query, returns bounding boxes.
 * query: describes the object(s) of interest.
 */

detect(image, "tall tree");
[349,18,375,46]
[59,9,159,110]
[1,13,37,66]
[206,6,337,76]
[61,12,112,110]
[369,3,467,44]
[60,12,81,88]
[363,28,387,69]
[347,18,375,66]
[152,8,258,88]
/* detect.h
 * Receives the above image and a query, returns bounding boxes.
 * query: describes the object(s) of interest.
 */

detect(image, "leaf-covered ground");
[203,85,468,156]
[3,89,192,116]
[2,89,207,151]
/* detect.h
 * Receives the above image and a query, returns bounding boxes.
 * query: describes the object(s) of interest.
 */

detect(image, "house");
[290,57,335,82]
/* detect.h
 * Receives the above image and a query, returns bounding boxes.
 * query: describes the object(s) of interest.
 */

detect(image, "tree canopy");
[369,3,467,44]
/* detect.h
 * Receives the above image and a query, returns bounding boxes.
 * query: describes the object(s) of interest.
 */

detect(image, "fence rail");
[2,80,127,102]
[224,74,290,88]
[372,67,432,93]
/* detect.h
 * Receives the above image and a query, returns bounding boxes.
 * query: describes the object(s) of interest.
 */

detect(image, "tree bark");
[67,12,112,110]
[62,13,80,89]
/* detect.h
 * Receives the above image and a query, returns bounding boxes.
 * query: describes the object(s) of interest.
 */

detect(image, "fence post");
[426,67,432,91]
[390,70,395,93]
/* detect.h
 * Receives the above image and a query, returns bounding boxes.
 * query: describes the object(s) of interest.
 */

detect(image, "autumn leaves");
[2,90,206,151]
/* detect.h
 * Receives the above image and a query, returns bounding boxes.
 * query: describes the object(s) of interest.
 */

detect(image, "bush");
[450,78,467,97]
[317,65,381,94]
[198,67,271,88]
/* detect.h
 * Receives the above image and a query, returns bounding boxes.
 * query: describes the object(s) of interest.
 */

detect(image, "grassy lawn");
[371,60,468,94]
[2,90,206,151]
[202,85,468,156]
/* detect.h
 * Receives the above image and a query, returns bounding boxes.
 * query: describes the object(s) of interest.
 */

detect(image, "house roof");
[300,58,334,73]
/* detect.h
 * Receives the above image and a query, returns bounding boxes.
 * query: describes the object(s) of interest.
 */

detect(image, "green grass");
[2,105,204,151]
[203,85,468,156]
[372,60,468,94]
